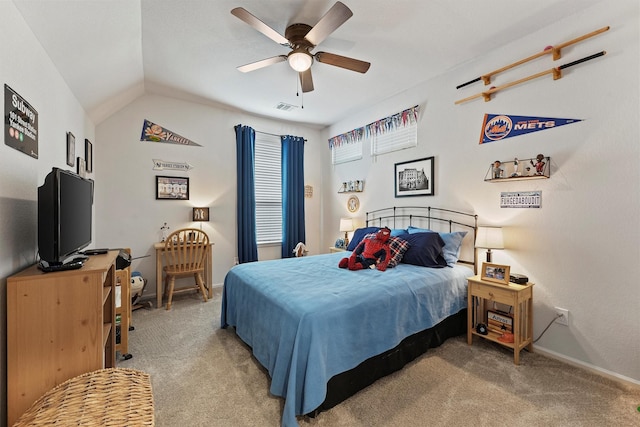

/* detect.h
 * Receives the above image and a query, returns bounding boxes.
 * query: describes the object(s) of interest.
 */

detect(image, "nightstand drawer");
[471,282,514,303]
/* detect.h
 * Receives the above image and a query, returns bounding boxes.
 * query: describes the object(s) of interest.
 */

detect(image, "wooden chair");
[162,228,209,310]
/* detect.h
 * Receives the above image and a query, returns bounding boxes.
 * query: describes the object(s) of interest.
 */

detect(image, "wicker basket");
[13,368,154,426]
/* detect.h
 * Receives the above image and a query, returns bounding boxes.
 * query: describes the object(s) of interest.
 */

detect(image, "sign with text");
[480,113,581,144]
[4,84,38,158]
[500,191,542,208]
[152,159,194,171]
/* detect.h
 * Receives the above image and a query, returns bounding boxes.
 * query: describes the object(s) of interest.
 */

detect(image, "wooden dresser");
[6,251,117,426]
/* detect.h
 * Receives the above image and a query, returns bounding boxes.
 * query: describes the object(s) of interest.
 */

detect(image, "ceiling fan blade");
[300,69,314,93]
[237,55,287,73]
[231,7,289,46]
[315,52,370,73]
[304,1,353,47]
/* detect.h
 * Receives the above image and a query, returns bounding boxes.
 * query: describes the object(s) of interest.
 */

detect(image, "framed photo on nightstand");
[481,262,510,285]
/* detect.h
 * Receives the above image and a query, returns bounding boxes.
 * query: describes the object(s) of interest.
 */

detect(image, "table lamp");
[340,218,354,248]
[475,226,504,262]
[192,207,210,230]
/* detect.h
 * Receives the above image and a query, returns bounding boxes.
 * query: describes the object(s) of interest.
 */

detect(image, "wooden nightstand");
[467,275,534,364]
[329,246,346,253]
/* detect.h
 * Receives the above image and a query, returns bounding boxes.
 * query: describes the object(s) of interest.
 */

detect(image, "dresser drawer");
[470,281,515,304]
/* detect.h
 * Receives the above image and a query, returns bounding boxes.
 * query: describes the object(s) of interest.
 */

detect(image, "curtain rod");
[235,125,307,142]
[255,129,307,142]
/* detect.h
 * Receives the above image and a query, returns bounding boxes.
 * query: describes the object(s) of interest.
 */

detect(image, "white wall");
[0,2,97,424]
[323,1,639,384]
[95,95,325,292]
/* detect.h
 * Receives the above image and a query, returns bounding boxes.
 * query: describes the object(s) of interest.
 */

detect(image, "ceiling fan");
[231,1,370,93]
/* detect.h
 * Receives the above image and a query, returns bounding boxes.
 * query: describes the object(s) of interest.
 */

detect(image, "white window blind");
[331,139,363,165]
[371,121,417,155]
[254,133,282,244]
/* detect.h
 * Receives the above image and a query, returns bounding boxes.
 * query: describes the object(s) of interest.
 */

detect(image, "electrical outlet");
[555,307,569,326]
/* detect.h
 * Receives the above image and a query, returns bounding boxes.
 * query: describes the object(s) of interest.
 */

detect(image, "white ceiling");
[13,0,599,128]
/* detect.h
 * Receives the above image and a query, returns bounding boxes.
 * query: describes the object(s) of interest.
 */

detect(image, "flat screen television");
[38,167,94,265]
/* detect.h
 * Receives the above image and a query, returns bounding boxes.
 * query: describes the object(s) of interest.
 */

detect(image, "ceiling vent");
[275,102,298,112]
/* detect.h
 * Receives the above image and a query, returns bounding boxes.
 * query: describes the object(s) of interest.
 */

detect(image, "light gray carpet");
[119,289,640,426]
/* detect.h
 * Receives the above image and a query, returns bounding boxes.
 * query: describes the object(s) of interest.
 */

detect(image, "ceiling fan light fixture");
[288,50,313,72]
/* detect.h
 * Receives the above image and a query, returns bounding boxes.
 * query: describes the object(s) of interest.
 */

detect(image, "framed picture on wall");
[85,139,93,173]
[76,157,86,178]
[394,156,434,197]
[156,175,189,200]
[66,132,75,167]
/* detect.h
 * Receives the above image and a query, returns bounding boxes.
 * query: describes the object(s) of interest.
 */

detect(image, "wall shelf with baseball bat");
[455,26,609,105]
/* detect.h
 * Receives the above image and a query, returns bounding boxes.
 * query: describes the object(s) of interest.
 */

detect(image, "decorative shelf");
[485,156,550,182]
[338,180,364,193]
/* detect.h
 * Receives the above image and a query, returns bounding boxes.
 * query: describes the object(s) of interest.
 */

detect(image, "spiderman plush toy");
[338,227,392,271]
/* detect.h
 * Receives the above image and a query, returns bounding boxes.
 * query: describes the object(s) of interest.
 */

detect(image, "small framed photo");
[156,175,189,200]
[66,132,75,167]
[85,139,93,173]
[76,156,86,178]
[481,262,511,285]
[394,156,434,197]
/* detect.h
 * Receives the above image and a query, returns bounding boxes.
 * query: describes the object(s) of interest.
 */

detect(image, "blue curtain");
[281,135,306,258]
[235,125,258,263]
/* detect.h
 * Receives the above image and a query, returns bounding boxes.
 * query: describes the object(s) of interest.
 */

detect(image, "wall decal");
[152,159,194,171]
[141,119,201,147]
[4,84,38,158]
[480,114,581,144]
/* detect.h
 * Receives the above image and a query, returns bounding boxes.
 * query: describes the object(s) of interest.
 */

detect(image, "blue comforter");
[221,252,472,427]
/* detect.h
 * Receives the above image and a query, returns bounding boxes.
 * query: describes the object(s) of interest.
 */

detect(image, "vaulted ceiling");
[13,0,599,127]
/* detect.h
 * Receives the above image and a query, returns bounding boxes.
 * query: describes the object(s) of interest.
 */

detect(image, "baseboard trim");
[534,345,640,389]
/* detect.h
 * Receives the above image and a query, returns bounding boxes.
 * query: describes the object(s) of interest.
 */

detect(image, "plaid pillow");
[356,233,410,268]
[387,236,410,268]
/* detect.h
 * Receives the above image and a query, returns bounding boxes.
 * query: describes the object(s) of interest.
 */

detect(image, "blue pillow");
[347,227,380,251]
[408,226,467,266]
[440,231,467,265]
[396,232,447,268]
[390,228,407,237]
[407,226,430,234]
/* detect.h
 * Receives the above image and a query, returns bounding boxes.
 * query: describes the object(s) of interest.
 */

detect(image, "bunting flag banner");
[328,105,420,149]
[479,113,581,144]
[140,119,201,146]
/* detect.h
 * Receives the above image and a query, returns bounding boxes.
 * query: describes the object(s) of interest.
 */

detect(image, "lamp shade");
[475,226,504,249]
[339,218,354,232]
[192,207,209,222]
[288,49,313,72]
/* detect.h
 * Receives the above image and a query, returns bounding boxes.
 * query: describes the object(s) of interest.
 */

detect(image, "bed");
[221,206,477,427]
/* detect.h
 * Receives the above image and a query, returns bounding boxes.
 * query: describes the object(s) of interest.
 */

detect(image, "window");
[331,139,363,165]
[254,133,282,244]
[371,120,417,155]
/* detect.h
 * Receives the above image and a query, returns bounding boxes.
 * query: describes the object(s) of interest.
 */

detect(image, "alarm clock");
[476,323,488,335]
[335,238,345,248]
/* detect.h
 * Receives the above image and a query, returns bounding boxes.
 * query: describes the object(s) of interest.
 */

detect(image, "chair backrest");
[163,228,209,273]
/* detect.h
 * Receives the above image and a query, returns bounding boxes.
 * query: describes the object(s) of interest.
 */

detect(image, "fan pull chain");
[295,75,304,109]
